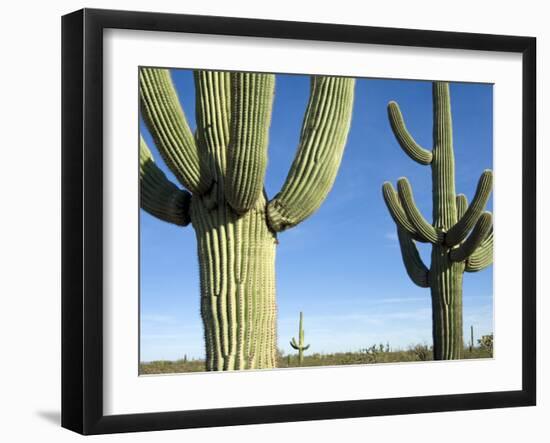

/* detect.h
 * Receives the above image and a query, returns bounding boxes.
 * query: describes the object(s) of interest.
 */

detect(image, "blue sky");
[140,71,493,362]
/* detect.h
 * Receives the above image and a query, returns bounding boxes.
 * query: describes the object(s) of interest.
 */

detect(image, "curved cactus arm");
[290,339,309,351]
[387,101,433,165]
[266,76,355,232]
[450,212,493,262]
[397,228,430,288]
[140,136,191,226]
[456,194,468,220]
[465,229,493,272]
[139,68,211,195]
[225,72,275,213]
[382,182,425,242]
[193,70,231,186]
[446,170,493,246]
[397,178,443,244]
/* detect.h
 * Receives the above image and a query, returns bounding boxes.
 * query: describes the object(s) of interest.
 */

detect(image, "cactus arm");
[456,194,468,220]
[290,338,299,350]
[387,101,433,165]
[446,170,493,246]
[193,71,231,186]
[465,230,493,272]
[382,182,426,242]
[450,212,493,262]
[140,136,191,226]
[266,76,355,232]
[225,72,275,213]
[302,344,310,351]
[139,68,211,195]
[397,228,430,288]
[432,82,458,230]
[397,178,443,244]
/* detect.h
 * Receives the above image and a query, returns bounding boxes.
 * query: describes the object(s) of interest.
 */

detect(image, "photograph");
[138,67,494,374]
[58,5,538,436]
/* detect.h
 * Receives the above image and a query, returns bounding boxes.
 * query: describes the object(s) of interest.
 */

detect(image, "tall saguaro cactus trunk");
[191,197,277,370]
[383,82,493,360]
[139,69,354,370]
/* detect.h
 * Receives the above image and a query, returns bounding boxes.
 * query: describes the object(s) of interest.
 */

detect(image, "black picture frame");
[62,8,536,435]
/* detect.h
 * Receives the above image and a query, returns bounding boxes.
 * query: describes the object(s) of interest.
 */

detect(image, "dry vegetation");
[139,343,493,375]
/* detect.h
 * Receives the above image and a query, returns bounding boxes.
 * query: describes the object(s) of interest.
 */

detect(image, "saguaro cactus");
[140,69,354,370]
[382,82,493,360]
[290,312,310,366]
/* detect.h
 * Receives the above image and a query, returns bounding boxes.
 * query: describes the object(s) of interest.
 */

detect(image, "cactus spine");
[140,69,354,370]
[383,82,493,360]
[290,312,310,366]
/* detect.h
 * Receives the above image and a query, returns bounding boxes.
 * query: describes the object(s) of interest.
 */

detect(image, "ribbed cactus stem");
[191,195,277,370]
[450,212,493,262]
[398,178,443,243]
[226,73,275,213]
[446,171,493,246]
[382,182,424,242]
[267,76,355,232]
[397,228,429,288]
[430,246,465,359]
[139,136,192,226]
[465,230,493,272]
[456,194,468,220]
[387,101,433,165]
[432,82,457,231]
[290,311,310,366]
[140,68,211,195]
[383,81,493,360]
[193,70,231,186]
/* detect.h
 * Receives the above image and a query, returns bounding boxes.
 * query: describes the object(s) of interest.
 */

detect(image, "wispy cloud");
[142,334,184,340]
[383,230,399,249]
[385,308,431,321]
[141,314,177,324]
[279,308,431,328]
[307,294,428,309]
[379,296,426,304]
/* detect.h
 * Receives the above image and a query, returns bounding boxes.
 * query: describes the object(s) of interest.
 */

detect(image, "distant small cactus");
[361,344,381,363]
[412,344,430,361]
[478,334,493,353]
[290,312,310,366]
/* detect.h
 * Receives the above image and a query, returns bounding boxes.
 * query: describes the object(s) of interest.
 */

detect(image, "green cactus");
[290,312,310,366]
[140,69,354,370]
[382,82,493,360]
[478,333,494,353]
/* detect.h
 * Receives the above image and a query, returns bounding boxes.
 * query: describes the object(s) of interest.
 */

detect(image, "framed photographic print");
[61,8,536,435]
